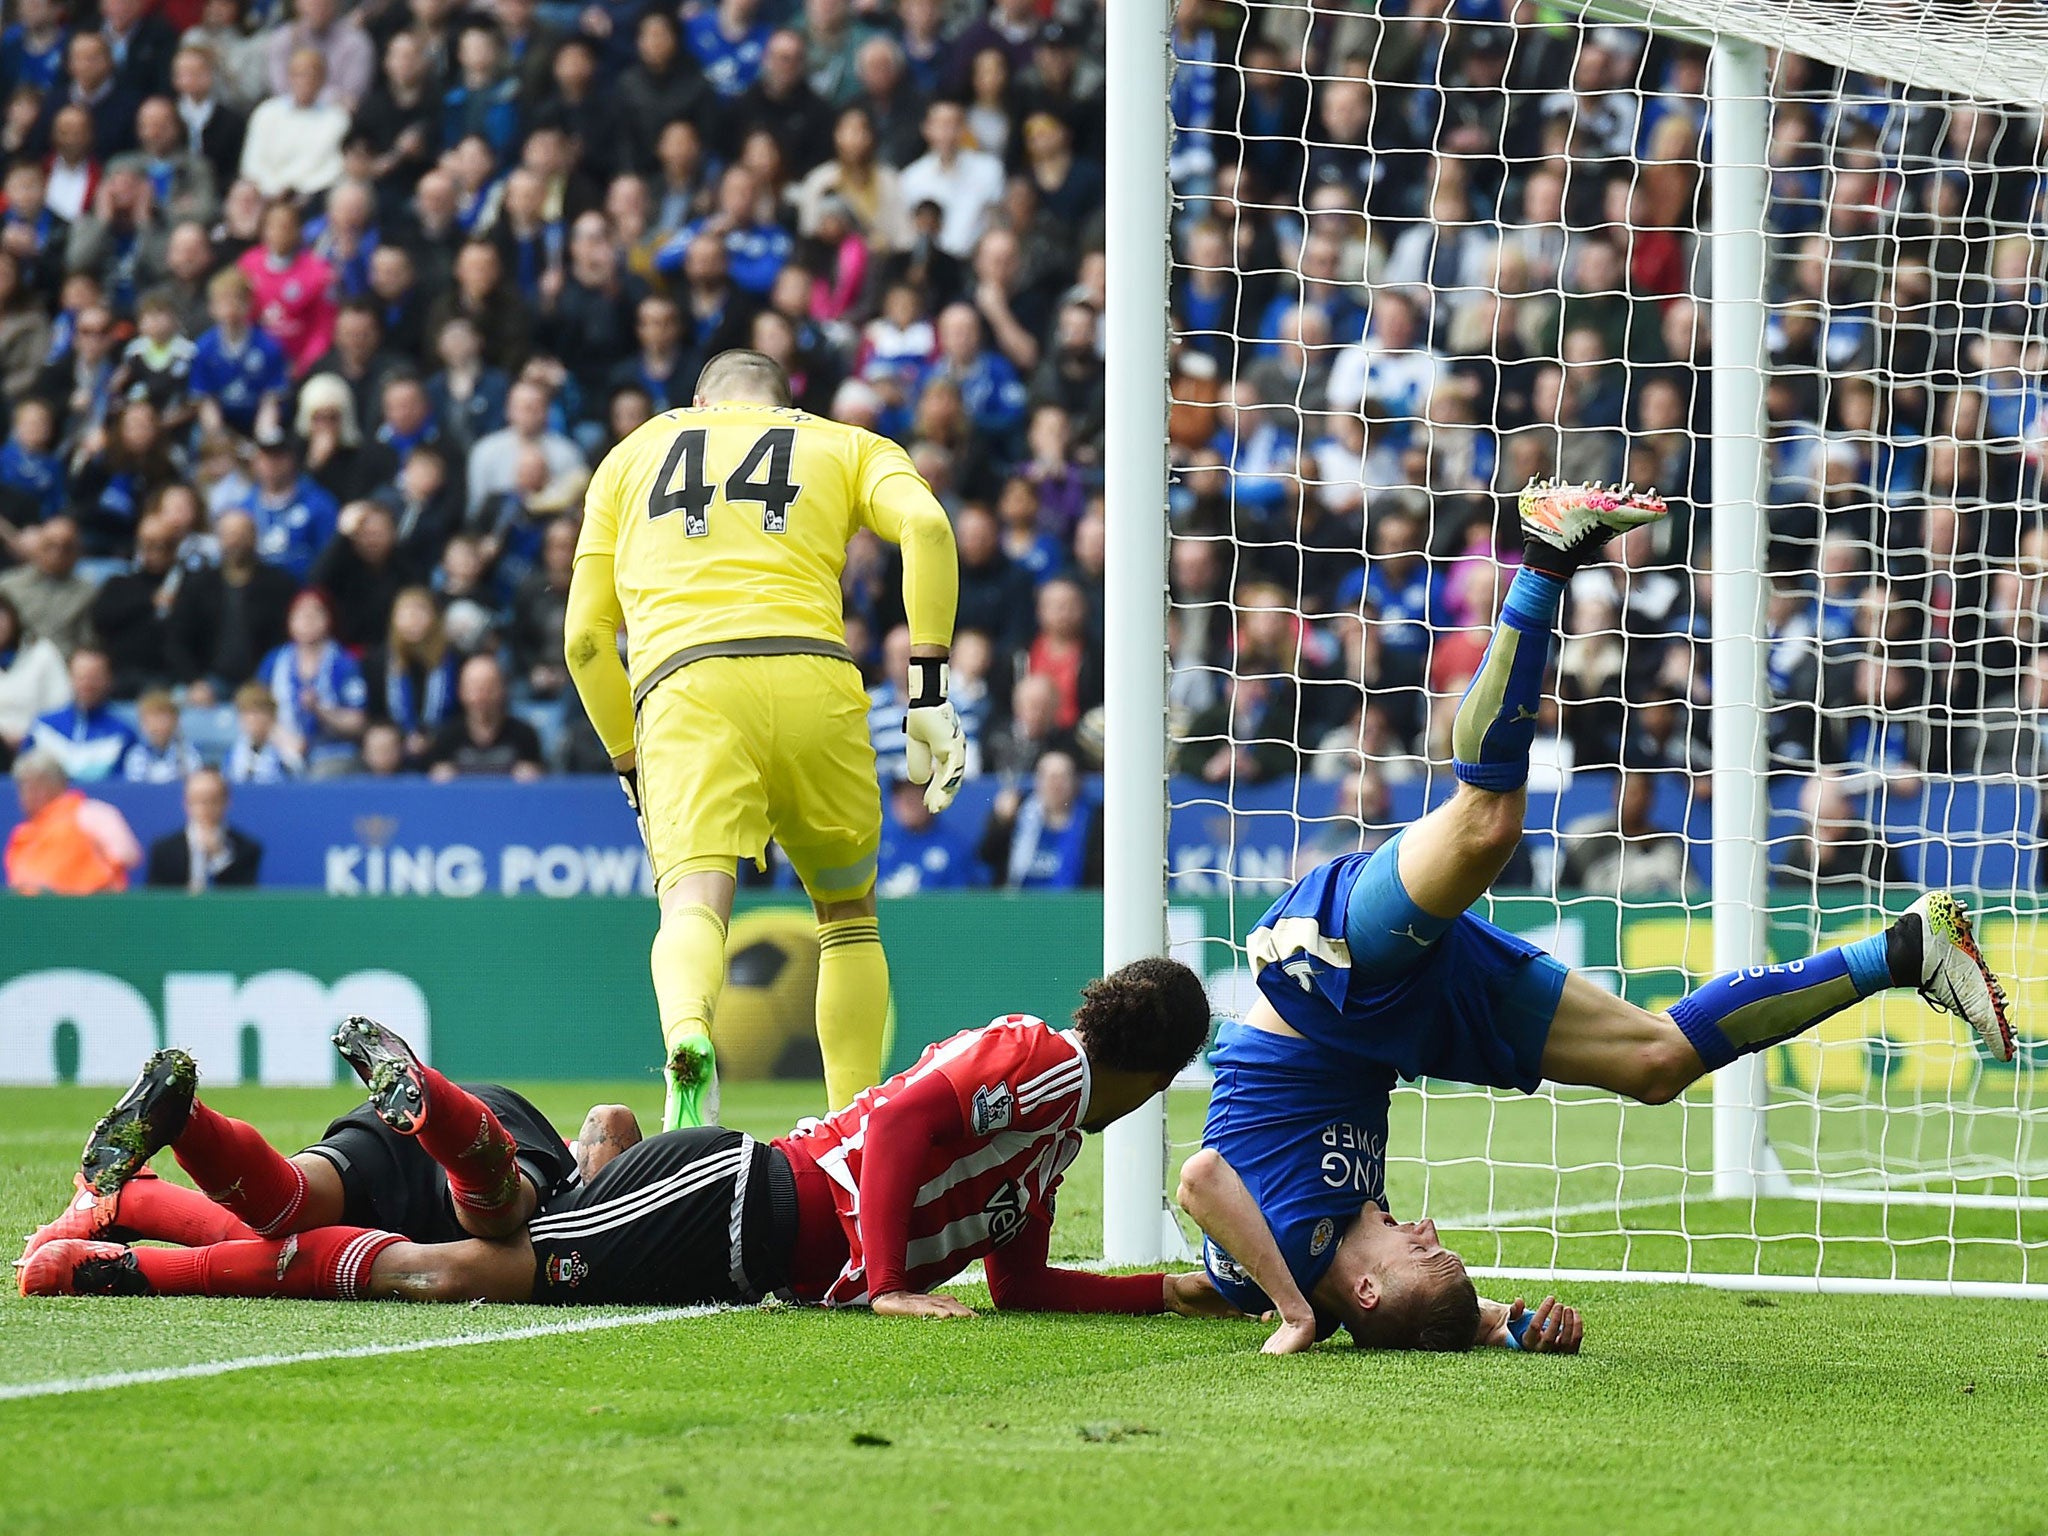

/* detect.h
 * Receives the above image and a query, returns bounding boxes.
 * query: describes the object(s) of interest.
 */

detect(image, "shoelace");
[1920,957,2010,1023]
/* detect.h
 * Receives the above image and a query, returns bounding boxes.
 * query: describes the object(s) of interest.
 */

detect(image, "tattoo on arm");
[573,1106,643,1181]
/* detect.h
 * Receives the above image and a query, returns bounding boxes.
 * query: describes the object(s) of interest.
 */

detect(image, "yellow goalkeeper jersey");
[575,403,956,706]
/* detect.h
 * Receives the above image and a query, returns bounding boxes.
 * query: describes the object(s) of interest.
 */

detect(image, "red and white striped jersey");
[776,1014,1091,1306]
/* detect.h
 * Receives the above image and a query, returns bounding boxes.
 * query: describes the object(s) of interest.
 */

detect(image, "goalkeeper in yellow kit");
[565,350,966,1130]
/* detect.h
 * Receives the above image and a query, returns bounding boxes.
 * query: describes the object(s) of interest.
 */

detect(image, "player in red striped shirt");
[781,993,1178,1318]
[26,959,1233,1324]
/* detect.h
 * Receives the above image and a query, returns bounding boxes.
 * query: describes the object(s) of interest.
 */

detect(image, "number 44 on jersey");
[648,426,804,537]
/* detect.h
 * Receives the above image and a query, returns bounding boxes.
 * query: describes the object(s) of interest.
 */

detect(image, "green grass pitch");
[1,1079,2043,1536]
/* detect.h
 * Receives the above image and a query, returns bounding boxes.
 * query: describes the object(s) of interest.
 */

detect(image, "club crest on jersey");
[1310,1218,1336,1256]
[546,1251,589,1288]
[970,1082,1014,1137]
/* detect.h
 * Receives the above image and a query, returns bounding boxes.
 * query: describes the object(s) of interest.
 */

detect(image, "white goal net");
[1152,0,2048,1295]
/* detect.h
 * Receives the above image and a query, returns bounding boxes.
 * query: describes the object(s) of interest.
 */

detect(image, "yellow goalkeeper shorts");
[635,653,881,903]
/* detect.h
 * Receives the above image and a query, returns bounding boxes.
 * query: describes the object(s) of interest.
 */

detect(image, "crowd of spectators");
[1159,2,2048,894]
[0,0,1127,890]
[0,0,2042,897]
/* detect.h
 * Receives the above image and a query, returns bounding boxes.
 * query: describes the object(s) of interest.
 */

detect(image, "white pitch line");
[1432,1193,1687,1228]
[1435,1185,2048,1229]
[0,1305,722,1402]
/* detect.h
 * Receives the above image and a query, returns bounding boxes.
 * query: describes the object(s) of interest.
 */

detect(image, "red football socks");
[170,1099,310,1236]
[414,1068,522,1218]
[132,1226,404,1300]
[118,1171,258,1246]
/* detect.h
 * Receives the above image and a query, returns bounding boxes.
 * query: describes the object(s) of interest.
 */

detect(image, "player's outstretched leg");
[19,1225,406,1299]
[1392,479,1669,924]
[332,1015,525,1230]
[20,1230,536,1303]
[1542,889,2016,1100]
[20,1167,257,1262]
[1666,889,2013,1068]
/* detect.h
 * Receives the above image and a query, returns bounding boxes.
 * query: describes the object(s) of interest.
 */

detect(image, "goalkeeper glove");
[902,657,967,813]
[616,761,649,852]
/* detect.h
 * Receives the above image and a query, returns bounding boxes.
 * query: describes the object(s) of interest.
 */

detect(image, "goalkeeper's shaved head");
[696,349,793,407]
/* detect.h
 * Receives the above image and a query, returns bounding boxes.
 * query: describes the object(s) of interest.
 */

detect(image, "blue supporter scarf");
[511,232,541,297]
[375,420,439,463]
[454,177,502,235]
[103,226,142,314]
[384,654,458,735]
[44,307,73,362]
[309,222,379,299]
[1007,796,1092,890]
[141,158,175,205]
[261,642,366,760]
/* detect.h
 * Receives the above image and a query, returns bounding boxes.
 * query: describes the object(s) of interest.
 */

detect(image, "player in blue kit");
[1177,480,2017,1357]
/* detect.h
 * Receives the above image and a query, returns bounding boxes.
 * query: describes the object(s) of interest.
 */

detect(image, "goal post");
[1704,33,1781,1202]
[1100,0,1178,1266]
[1104,0,2048,1292]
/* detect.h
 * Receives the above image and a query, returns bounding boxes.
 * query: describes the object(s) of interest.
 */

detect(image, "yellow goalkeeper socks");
[816,916,888,1110]
[652,902,727,1130]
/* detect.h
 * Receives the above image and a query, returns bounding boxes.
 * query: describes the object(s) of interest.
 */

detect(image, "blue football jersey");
[1199,852,1558,1314]
[1200,855,1397,1314]
[1201,1018,1393,1316]
[190,327,289,432]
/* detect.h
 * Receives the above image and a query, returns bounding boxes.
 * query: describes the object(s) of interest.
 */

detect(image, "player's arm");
[564,548,635,759]
[572,1104,643,1182]
[854,1070,977,1320]
[859,456,958,658]
[1175,1147,1322,1355]
[563,461,642,811]
[859,442,966,811]
[983,1211,1234,1318]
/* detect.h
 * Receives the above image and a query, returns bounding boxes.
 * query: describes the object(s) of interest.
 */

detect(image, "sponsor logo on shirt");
[1319,1122,1386,1195]
[970,1082,1014,1137]
[983,1177,1027,1247]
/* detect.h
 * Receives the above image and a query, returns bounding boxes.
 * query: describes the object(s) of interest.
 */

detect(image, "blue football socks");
[1451,567,1565,791]
[1669,933,1895,1071]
